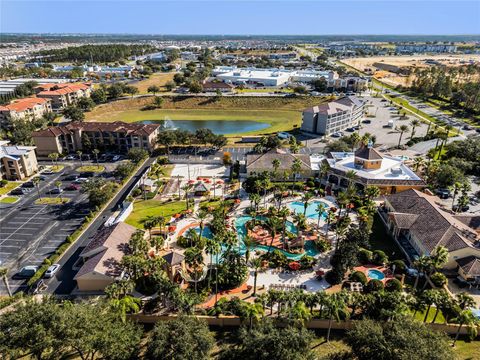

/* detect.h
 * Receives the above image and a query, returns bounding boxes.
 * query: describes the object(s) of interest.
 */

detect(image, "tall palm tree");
[195,209,208,239]
[421,289,438,323]
[325,208,337,241]
[326,293,348,342]
[278,207,290,249]
[289,301,311,327]
[92,148,100,164]
[301,192,314,216]
[410,119,421,139]
[452,309,478,347]
[456,292,476,311]
[316,202,327,229]
[143,217,156,240]
[396,124,410,148]
[110,295,141,323]
[32,176,41,199]
[243,302,264,330]
[261,177,271,208]
[243,235,255,263]
[271,159,281,179]
[250,257,262,296]
[413,255,432,290]
[265,216,283,256]
[54,180,63,201]
[344,170,357,193]
[205,237,220,291]
[291,158,302,183]
[76,150,83,166]
[249,193,261,213]
[412,157,425,173]
[0,267,12,297]
[430,246,449,274]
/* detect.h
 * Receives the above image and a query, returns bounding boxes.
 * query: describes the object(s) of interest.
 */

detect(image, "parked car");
[436,188,451,199]
[74,177,89,184]
[362,119,371,124]
[22,181,35,188]
[34,175,47,181]
[345,127,355,132]
[10,188,28,195]
[49,188,63,194]
[15,266,39,279]
[453,204,470,213]
[80,172,95,178]
[63,174,78,181]
[44,264,60,278]
[331,132,342,138]
[112,155,122,162]
[64,155,76,160]
[65,183,81,191]
[42,169,54,175]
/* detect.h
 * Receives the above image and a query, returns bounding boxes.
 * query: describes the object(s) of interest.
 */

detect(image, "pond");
[139,119,270,135]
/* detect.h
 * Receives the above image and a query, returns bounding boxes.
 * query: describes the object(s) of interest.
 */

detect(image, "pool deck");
[353,265,394,284]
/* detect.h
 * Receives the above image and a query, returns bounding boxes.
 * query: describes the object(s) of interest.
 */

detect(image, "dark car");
[436,188,451,199]
[10,188,28,195]
[63,174,78,181]
[362,119,371,124]
[22,181,35,188]
[345,127,355,132]
[49,188,63,194]
[14,266,39,279]
[65,183,81,191]
[80,172,95,178]
[35,175,47,181]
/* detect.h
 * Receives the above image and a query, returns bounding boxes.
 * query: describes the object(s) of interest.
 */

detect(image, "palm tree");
[344,170,357,193]
[301,192,314,216]
[250,257,262,296]
[396,124,409,148]
[421,289,438,323]
[431,290,450,324]
[412,157,425,173]
[243,235,255,263]
[278,207,290,249]
[325,208,337,241]
[54,180,63,201]
[290,158,302,183]
[316,202,327,229]
[271,159,281,179]
[0,267,12,297]
[289,301,311,326]
[249,193,261,213]
[261,177,272,208]
[450,182,462,212]
[205,237,220,291]
[195,209,208,239]
[182,184,193,210]
[243,302,264,330]
[456,292,476,311]
[410,119,421,139]
[430,246,449,274]
[110,295,141,323]
[326,293,348,342]
[92,148,100,164]
[265,216,283,256]
[452,309,478,347]
[350,132,361,151]
[76,150,83,166]
[48,152,59,166]
[32,176,41,199]
[143,216,156,240]
[413,255,432,290]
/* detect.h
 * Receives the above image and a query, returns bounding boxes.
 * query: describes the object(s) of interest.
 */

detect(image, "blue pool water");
[367,269,385,280]
[193,226,213,239]
[288,200,329,218]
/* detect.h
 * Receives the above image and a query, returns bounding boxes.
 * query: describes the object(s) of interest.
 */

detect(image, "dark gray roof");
[163,251,185,266]
[354,146,383,160]
[386,189,477,254]
[456,256,480,277]
[454,215,480,231]
[246,150,311,172]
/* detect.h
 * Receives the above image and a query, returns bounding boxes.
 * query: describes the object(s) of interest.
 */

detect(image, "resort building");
[74,222,137,292]
[0,140,38,180]
[382,189,480,277]
[327,76,369,92]
[246,149,313,180]
[35,82,92,111]
[301,96,366,136]
[32,121,160,156]
[0,97,52,125]
[322,145,425,194]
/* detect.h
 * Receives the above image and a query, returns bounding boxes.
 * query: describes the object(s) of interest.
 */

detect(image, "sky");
[1,0,479,35]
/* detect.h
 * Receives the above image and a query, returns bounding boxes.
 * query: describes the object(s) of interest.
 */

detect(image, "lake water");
[139,119,270,135]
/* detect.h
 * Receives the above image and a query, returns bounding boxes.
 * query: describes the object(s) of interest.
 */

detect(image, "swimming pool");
[367,269,385,280]
[288,200,329,218]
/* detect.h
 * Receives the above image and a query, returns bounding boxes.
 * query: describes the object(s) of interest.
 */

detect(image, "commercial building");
[0,97,52,125]
[35,83,92,111]
[52,64,134,77]
[327,76,369,92]
[301,96,365,136]
[395,44,457,54]
[0,78,68,96]
[291,70,337,83]
[322,145,425,195]
[382,189,479,276]
[201,81,234,93]
[74,222,137,292]
[0,140,38,180]
[32,121,160,156]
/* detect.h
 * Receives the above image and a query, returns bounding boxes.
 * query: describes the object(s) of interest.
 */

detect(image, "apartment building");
[35,83,92,111]
[327,76,369,92]
[0,97,52,126]
[32,121,160,156]
[0,140,38,180]
[301,96,365,135]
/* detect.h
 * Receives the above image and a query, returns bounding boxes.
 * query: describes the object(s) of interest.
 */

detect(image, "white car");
[112,155,121,161]
[44,264,60,278]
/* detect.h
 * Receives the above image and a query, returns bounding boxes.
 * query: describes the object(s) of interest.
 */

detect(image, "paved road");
[45,157,155,295]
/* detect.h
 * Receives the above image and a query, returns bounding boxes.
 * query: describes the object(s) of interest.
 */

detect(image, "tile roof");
[246,149,311,172]
[456,256,480,277]
[303,95,364,115]
[32,121,160,138]
[36,82,91,96]
[202,81,234,89]
[75,222,137,279]
[0,97,49,112]
[355,146,383,160]
[162,251,185,266]
[386,189,478,254]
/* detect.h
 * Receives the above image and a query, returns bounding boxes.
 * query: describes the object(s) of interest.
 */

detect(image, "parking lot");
[0,160,117,294]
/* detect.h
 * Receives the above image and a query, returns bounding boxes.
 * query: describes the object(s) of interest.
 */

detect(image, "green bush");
[349,271,368,286]
[325,268,344,285]
[132,188,142,197]
[357,248,373,264]
[385,278,403,292]
[365,279,384,293]
[372,250,388,265]
[390,259,406,274]
[430,272,447,287]
[145,191,156,200]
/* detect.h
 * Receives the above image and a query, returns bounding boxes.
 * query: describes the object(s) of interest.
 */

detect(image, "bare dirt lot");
[342,54,480,87]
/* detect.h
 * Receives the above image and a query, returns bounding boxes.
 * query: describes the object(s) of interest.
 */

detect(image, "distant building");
[246,149,312,180]
[383,189,479,271]
[322,146,425,195]
[32,121,160,156]
[327,76,369,92]
[201,81,234,93]
[372,62,402,74]
[74,222,137,292]
[36,83,92,111]
[0,78,68,96]
[301,96,365,136]
[395,44,457,54]
[0,140,38,180]
[0,97,52,126]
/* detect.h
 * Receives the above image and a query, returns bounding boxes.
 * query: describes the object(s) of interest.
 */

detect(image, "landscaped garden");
[34,197,70,205]
[76,165,105,173]
[125,199,186,229]
[0,181,20,195]
[0,196,19,204]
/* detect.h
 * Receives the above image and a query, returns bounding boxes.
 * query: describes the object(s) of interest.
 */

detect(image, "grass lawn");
[85,95,328,137]
[411,308,446,324]
[50,165,65,173]
[369,213,404,260]
[125,199,186,229]
[76,165,105,173]
[134,72,175,94]
[453,338,480,360]
[236,88,293,93]
[0,181,20,195]
[35,197,70,205]
[0,196,19,204]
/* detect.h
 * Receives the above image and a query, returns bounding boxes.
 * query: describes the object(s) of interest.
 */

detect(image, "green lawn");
[35,197,70,205]
[50,165,65,173]
[76,165,105,173]
[0,181,20,195]
[369,213,405,260]
[410,308,446,324]
[0,196,19,204]
[453,338,480,360]
[125,200,186,229]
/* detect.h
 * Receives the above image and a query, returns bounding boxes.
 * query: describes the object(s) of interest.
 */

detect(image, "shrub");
[357,248,372,264]
[315,238,331,253]
[430,272,447,287]
[372,250,388,265]
[325,269,344,285]
[390,259,406,274]
[385,278,403,292]
[145,191,156,200]
[0,179,8,187]
[349,271,368,285]
[365,279,384,293]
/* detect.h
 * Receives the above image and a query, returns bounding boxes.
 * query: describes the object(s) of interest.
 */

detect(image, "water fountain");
[162,116,177,130]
